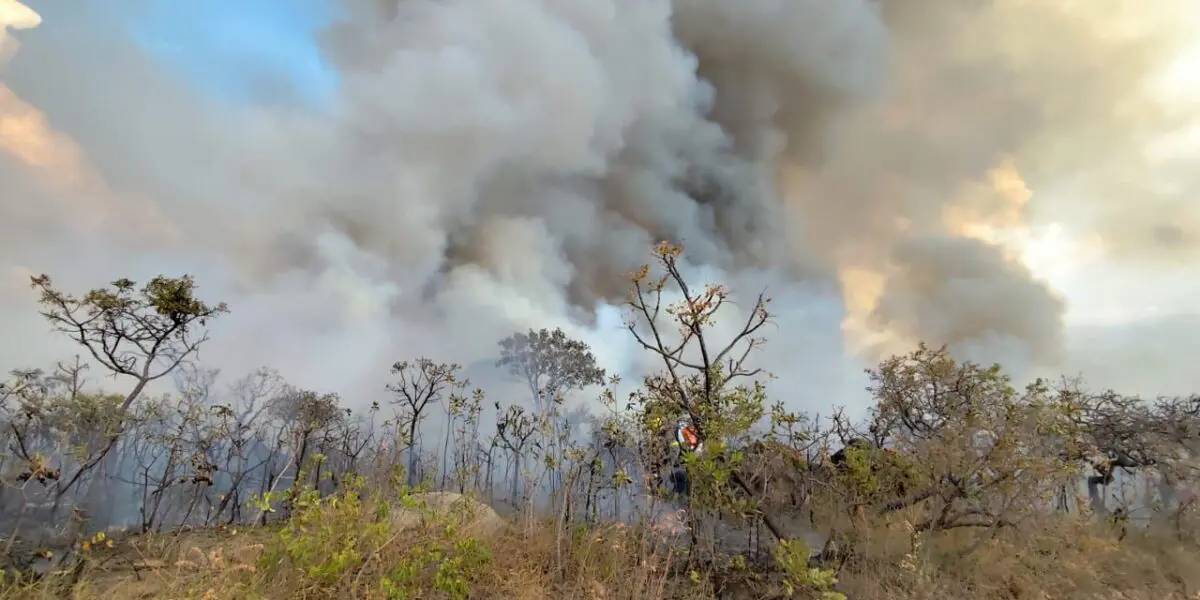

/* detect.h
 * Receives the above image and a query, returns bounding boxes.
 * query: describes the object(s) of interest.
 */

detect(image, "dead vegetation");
[1,242,1198,599]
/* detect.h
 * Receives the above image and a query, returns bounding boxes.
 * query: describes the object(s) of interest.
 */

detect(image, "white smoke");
[1,0,1197,422]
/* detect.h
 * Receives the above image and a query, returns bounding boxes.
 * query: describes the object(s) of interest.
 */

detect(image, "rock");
[387,492,506,538]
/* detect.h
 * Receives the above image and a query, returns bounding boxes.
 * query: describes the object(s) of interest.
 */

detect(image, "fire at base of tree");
[1,243,1198,600]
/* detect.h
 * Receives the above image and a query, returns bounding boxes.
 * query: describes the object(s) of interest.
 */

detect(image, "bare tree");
[494,403,539,503]
[626,242,769,441]
[267,388,344,517]
[445,389,485,493]
[0,360,125,519]
[624,241,783,544]
[26,275,227,513]
[208,368,287,524]
[386,359,465,487]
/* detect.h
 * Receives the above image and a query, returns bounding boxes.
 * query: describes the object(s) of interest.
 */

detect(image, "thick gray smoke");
[1,0,1198,421]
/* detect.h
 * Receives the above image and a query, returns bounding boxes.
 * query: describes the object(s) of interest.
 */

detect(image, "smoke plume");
[2,0,1198,418]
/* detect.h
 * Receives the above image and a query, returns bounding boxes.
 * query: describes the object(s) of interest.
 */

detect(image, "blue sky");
[125,0,342,107]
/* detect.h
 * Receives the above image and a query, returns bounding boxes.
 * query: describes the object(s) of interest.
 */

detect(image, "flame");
[0,0,179,242]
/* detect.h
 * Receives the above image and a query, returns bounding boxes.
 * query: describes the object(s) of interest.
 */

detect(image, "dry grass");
[1,505,1198,600]
[816,513,1200,600]
[0,526,277,599]
[0,514,697,600]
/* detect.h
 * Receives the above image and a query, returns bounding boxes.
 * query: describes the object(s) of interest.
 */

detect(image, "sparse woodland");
[1,242,1198,599]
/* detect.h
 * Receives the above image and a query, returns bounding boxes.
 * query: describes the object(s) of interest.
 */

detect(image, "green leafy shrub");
[259,476,493,598]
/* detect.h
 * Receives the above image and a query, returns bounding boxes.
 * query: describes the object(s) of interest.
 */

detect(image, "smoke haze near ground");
[2,0,1198,421]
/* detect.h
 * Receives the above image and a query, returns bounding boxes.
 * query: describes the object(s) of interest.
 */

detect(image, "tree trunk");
[510,451,521,503]
[407,421,421,488]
